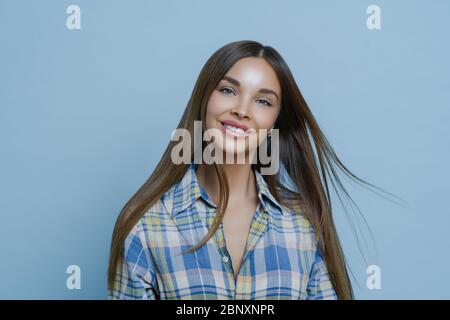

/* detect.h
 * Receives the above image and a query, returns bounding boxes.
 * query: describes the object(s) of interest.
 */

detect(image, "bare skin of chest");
[221,200,259,278]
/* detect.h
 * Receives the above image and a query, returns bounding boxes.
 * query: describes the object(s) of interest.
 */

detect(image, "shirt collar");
[167,163,285,218]
[254,167,285,214]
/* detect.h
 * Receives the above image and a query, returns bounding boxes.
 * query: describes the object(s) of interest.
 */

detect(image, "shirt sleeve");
[306,247,338,300]
[108,223,159,300]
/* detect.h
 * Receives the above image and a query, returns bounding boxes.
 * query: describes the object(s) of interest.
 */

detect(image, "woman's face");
[204,57,281,162]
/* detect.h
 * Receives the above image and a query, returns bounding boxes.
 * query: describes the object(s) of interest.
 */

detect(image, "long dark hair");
[107,40,401,299]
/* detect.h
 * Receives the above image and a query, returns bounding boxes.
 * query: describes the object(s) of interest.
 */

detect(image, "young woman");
[107,40,387,300]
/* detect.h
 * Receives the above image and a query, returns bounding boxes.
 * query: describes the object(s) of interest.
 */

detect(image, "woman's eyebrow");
[222,75,279,101]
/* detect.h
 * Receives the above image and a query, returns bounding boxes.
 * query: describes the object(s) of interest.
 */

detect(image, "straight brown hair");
[107,40,400,299]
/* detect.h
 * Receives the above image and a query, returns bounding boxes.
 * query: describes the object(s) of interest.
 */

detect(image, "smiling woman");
[107,40,390,300]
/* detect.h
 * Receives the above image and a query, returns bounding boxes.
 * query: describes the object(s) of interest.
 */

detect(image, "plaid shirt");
[109,163,337,300]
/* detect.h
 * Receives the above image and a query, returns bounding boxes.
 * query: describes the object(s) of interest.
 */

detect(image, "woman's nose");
[231,103,250,119]
[232,109,248,118]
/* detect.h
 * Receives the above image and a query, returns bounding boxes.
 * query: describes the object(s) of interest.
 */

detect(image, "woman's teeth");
[224,124,246,135]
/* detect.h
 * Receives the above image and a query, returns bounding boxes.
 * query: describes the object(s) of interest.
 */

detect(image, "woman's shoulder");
[271,202,320,255]
[141,184,178,220]
[124,185,177,243]
[278,198,315,231]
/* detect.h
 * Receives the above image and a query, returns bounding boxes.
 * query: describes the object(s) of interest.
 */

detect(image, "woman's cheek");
[214,96,233,114]
[253,113,276,130]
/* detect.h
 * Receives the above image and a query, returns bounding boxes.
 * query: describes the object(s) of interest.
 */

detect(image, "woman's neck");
[196,163,257,207]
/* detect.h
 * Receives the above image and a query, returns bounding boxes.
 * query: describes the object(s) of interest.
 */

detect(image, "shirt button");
[222,255,229,263]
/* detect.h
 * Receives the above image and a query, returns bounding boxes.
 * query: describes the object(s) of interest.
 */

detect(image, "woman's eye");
[220,87,234,95]
[257,99,272,106]
[219,88,271,106]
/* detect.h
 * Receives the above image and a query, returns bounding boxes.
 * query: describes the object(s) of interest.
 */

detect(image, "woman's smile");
[219,120,255,139]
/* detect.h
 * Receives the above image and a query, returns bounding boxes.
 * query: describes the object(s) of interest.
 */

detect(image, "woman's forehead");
[222,57,281,94]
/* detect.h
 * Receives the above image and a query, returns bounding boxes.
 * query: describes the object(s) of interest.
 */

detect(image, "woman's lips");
[219,122,254,139]
[221,119,249,131]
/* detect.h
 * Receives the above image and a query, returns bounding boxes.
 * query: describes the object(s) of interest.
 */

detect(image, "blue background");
[1,0,449,299]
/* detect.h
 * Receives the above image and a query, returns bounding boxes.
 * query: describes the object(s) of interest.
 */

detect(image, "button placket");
[213,219,236,298]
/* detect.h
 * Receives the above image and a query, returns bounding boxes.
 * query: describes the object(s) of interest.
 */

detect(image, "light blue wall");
[1,0,449,299]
